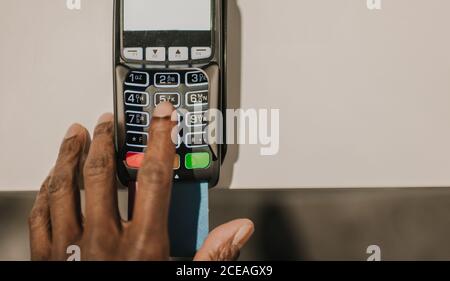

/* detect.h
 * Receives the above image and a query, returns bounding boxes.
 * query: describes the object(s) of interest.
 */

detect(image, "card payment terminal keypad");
[122,69,212,180]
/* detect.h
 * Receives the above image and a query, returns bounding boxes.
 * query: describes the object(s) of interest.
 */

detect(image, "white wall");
[2,0,450,190]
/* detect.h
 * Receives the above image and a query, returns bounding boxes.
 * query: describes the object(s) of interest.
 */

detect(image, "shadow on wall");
[209,190,310,261]
[252,197,308,260]
[218,0,242,188]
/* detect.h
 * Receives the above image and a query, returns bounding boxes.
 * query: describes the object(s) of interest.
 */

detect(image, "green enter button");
[185,152,211,170]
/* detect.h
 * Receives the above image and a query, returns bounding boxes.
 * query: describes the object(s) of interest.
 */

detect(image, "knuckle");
[84,154,113,179]
[139,161,171,186]
[48,168,75,195]
[150,126,173,143]
[82,227,120,255]
[29,180,50,228]
[94,121,113,138]
[60,134,83,156]
[216,244,240,261]
[28,206,49,229]
[85,226,118,243]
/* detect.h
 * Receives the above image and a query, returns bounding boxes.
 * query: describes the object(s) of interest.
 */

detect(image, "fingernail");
[98,113,113,124]
[65,124,81,139]
[153,102,174,118]
[232,223,254,248]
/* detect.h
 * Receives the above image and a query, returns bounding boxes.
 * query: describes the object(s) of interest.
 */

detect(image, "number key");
[125,71,149,87]
[185,111,208,127]
[154,73,180,88]
[124,91,149,107]
[186,71,208,86]
[154,93,180,108]
[186,90,209,107]
[126,111,150,127]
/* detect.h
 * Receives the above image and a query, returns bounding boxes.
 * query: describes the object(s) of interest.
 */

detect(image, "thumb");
[193,219,254,261]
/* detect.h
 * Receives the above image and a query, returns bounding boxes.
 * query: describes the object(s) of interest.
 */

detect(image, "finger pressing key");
[132,102,176,243]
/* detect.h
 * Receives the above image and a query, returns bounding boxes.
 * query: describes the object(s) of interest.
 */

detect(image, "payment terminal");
[113,0,227,188]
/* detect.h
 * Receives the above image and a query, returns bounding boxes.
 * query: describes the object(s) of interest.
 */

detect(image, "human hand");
[28,102,254,261]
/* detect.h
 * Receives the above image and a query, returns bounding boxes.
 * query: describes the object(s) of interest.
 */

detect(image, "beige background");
[2,0,450,190]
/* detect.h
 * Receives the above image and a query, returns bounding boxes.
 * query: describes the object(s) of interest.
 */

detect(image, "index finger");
[132,102,177,236]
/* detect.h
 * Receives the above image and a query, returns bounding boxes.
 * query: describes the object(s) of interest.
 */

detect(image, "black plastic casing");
[113,0,227,187]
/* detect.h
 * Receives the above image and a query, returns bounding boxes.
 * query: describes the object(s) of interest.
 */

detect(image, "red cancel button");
[126,152,144,168]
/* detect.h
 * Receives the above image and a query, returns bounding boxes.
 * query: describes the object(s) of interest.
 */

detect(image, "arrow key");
[146,47,166,62]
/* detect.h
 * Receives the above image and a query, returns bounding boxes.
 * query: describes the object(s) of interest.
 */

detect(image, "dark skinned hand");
[28,102,254,261]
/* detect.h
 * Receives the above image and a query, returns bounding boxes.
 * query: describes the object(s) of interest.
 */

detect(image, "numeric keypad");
[122,70,212,174]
